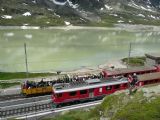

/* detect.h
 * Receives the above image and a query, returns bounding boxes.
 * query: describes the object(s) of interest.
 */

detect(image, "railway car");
[138,72,160,86]
[102,65,160,78]
[51,72,160,107]
[51,77,128,107]
[22,65,160,96]
[21,70,101,96]
[21,79,53,96]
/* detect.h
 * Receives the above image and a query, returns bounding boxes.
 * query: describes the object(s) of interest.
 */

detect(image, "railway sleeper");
[0,103,52,118]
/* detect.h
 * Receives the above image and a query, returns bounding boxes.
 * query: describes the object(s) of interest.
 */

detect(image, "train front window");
[69,91,77,96]
[56,93,62,98]
[114,84,120,89]
[106,86,112,91]
[80,90,87,95]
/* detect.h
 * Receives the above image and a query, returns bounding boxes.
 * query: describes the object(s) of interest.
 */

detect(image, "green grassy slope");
[0,72,56,80]
[44,89,160,120]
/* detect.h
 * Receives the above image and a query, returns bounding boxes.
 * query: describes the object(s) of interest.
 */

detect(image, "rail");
[0,99,52,118]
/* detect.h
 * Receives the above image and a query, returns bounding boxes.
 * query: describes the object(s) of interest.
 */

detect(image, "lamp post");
[24,43,29,78]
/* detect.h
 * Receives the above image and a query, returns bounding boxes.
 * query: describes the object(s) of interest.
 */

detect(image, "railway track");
[0,95,52,118]
[1,84,160,119]
[0,95,102,119]
[2,100,103,120]
[0,94,24,101]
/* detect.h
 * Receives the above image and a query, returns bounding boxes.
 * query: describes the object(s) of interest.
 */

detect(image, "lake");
[0,25,160,72]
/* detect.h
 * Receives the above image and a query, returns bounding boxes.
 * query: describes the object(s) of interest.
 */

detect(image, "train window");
[69,91,77,96]
[56,93,62,98]
[114,84,120,89]
[99,88,102,93]
[80,90,87,95]
[106,86,112,90]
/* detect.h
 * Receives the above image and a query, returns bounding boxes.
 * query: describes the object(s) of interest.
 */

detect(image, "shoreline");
[0,24,160,31]
[0,59,126,75]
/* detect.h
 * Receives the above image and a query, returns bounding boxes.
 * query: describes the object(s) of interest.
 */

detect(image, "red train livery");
[51,72,160,107]
[102,65,160,78]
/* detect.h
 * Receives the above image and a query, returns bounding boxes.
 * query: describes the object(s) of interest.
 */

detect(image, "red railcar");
[51,77,128,107]
[51,72,160,107]
[138,72,160,86]
[102,65,160,78]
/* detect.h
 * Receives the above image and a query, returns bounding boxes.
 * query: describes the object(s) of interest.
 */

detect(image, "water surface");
[0,26,160,72]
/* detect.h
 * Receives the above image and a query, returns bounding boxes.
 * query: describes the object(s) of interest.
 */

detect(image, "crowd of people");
[23,72,104,89]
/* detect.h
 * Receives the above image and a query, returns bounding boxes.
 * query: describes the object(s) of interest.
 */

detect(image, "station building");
[145,53,160,66]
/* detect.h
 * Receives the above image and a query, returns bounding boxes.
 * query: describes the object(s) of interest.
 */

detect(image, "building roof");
[145,53,160,60]
[52,78,128,93]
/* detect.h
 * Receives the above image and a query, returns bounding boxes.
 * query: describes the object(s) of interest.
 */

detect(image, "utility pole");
[24,43,29,78]
[127,42,132,68]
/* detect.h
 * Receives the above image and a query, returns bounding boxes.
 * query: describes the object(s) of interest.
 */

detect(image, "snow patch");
[54,13,60,18]
[1,15,12,19]
[64,21,71,25]
[48,8,54,11]
[149,15,156,19]
[110,14,118,17]
[32,0,36,4]
[100,8,104,11]
[1,8,5,11]
[23,3,28,5]
[23,24,29,26]
[23,12,31,16]
[105,4,112,10]
[128,1,155,12]
[117,20,124,23]
[129,20,132,23]
[80,18,86,22]
[137,14,145,17]
[67,0,79,9]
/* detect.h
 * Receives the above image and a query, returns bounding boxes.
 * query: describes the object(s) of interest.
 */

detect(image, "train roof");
[138,72,160,81]
[24,70,101,83]
[52,78,128,93]
[104,66,156,76]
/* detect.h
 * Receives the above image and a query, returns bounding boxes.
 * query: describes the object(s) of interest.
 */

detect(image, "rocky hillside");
[0,0,160,26]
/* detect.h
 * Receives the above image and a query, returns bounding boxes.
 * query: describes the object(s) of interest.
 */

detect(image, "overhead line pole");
[127,42,132,68]
[24,43,29,78]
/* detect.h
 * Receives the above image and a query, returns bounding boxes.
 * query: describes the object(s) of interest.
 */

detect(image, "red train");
[51,72,160,107]
[102,65,160,78]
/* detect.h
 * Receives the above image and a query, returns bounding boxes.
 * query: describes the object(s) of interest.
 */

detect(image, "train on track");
[21,65,160,96]
[51,71,160,107]
[21,70,101,96]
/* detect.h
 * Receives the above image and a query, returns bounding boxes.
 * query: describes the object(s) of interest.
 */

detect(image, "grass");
[43,91,160,120]
[0,72,57,80]
[113,96,160,120]
[122,56,146,66]
[0,82,20,89]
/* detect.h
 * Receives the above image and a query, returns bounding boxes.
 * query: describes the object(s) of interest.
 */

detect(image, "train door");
[89,88,94,98]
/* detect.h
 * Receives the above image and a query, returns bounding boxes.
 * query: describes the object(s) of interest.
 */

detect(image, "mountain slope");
[0,0,160,26]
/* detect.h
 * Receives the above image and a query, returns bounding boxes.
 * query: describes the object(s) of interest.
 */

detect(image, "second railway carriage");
[102,65,160,78]
[51,72,160,107]
[138,72,160,86]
